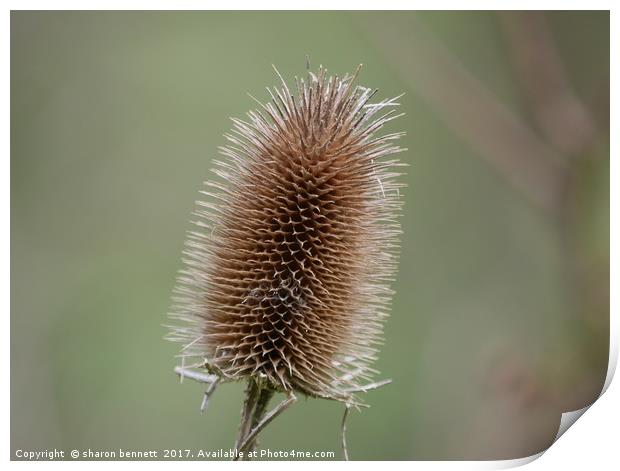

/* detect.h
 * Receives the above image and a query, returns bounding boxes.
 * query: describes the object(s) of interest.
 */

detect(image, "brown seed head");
[169,64,405,404]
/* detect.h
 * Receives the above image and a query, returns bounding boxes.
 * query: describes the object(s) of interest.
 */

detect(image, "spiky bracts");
[169,64,405,404]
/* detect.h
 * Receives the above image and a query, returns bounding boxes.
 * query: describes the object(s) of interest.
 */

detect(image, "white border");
[4,3,616,469]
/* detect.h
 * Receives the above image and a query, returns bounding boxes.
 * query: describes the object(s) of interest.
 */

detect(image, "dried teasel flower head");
[169,63,406,406]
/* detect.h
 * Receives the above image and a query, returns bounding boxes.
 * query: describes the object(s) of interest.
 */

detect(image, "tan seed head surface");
[169,64,406,404]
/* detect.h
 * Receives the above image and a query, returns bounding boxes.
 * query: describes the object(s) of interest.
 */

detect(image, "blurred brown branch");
[498,11,597,157]
[355,14,568,214]
[496,13,608,352]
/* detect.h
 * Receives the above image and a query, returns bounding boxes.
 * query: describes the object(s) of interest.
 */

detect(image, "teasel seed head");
[169,63,406,405]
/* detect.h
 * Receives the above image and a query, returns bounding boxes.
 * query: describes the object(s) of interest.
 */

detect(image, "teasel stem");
[234,388,297,460]
[235,379,276,460]
[234,379,261,455]
[252,386,276,438]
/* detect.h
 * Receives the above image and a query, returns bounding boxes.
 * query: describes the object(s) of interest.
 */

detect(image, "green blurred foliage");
[11,11,609,460]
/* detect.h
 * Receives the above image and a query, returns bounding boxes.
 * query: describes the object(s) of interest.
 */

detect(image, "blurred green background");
[11,11,609,460]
